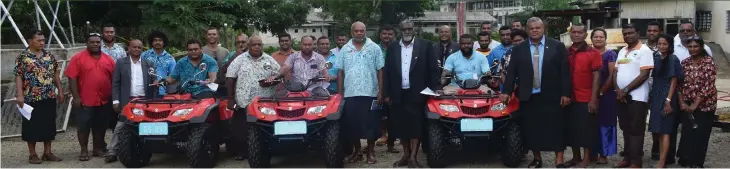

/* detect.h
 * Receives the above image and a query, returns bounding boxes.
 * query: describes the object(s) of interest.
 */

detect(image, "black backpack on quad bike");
[246,77,344,168]
[116,63,234,168]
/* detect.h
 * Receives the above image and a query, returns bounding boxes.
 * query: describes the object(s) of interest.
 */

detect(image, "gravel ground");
[2,126,729,168]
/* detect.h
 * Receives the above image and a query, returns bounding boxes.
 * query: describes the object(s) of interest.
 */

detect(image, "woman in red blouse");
[677,36,717,168]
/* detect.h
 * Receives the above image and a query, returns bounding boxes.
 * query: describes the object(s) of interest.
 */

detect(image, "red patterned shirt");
[679,56,717,112]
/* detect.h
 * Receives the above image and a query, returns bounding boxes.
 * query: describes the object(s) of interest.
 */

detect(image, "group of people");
[12,15,717,169]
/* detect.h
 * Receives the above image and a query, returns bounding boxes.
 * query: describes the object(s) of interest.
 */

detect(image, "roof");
[306,12,334,22]
[411,11,496,22]
[534,8,621,17]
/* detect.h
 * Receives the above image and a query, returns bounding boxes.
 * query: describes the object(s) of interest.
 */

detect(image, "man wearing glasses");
[673,21,712,61]
[217,33,249,97]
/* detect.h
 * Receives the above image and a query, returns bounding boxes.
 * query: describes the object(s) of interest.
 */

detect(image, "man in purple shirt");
[266,35,330,94]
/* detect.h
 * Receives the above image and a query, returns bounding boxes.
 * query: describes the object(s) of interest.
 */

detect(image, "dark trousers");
[229,107,248,157]
[193,91,216,99]
[76,102,113,150]
[678,110,715,166]
[617,100,649,166]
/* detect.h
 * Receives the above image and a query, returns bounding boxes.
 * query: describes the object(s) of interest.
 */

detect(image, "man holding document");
[382,20,440,168]
[14,30,65,164]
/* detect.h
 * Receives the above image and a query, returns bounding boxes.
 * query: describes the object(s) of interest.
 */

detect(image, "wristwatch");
[666,98,671,102]
[622,88,629,93]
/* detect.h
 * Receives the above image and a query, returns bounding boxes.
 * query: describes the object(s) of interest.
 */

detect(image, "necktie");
[532,43,540,89]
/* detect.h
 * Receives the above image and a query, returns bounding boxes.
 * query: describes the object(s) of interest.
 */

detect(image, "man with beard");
[435,25,460,67]
[142,31,176,97]
[317,36,338,94]
[512,20,523,30]
[476,31,493,56]
[472,21,502,50]
[272,33,297,67]
[383,20,439,168]
[379,25,395,55]
[164,39,219,99]
[500,17,572,168]
[217,33,249,97]
[226,35,280,161]
[646,21,662,52]
[337,21,385,164]
[106,39,156,162]
[66,33,116,161]
[331,34,348,56]
[266,35,330,94]
[487,26,513,67]
[441,34,491,95]
[100,23,126,62]
[203,27,230,66]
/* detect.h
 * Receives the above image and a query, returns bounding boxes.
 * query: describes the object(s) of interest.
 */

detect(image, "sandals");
[78,153,90,161]
[42,153,62,161]
[366,154,377,164]
[28,154,42,164]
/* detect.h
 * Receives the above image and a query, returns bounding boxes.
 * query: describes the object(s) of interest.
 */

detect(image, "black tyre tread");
[500,123,525,168]
[247,124,271,168]
[186,123,219,168]
[116,125,151,168]
[323,121,344,168]
[426,120,453,168]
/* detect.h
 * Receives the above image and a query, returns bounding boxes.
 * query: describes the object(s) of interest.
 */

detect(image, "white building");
[439,0,531,27]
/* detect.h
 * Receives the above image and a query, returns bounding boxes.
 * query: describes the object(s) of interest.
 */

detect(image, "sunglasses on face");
[687,36,702,40]
[89,33,101,36]
[680,29,693,33]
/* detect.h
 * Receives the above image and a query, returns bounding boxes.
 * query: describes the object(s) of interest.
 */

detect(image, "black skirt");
[566,102,599,148]
[22,98,57,142]
[342,96,381,140]
[391,90,426,140]
[520,93,566,152]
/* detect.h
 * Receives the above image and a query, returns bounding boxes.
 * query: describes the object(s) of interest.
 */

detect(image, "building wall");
[620,0,696,19]
[696,1,730,52]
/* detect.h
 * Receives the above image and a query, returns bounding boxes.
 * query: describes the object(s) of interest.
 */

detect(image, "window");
[294,29,299,33]
[696,11,712,32]
[304,29,308,33]
[312,29,316,33]
[726,11,730,33]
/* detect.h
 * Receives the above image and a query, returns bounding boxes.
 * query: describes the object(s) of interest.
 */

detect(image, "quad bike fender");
[325,99,345,120]
[189,100,220,123]
[425,105,441,119]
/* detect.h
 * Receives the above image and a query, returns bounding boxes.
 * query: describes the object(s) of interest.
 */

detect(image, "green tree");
[310,0,439,36]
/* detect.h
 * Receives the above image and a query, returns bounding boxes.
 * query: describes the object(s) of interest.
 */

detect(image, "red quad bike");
[246,77,344,168]
[116,63,234,168]
[423,73,525,168]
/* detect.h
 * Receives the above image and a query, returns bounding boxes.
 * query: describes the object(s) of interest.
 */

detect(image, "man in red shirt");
[65,33,116,161]
[564,23,603,168]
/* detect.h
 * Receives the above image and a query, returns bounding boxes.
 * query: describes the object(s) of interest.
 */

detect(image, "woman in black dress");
[647,34,682,168]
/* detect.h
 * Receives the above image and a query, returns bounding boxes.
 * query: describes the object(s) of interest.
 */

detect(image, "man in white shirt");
[673,21,712,61]
[106,39,156,162]
[613,24,654,168]
[472,21,502,50]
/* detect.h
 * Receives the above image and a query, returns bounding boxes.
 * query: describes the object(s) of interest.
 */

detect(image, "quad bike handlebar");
[148,63,210,95]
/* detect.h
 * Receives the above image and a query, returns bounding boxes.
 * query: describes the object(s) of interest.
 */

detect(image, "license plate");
[139,122,169,135]
[274,121,307,135]
[460,118,493,132]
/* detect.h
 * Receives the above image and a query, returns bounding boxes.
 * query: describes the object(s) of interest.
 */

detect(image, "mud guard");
[426,111,441,119]
[190,100,220,123]
[326,99,345,120]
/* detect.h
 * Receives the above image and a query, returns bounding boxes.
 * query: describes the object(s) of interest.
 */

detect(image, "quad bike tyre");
[186,123,220,168]
[323,121,344,168]
[425,120,455,168]
[116,125,152,168]
[500,122,525,167]
[247,125,271,168]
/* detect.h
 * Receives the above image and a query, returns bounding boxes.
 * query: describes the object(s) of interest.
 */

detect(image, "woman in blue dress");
[591,28,618,164]
[648,34,682,168]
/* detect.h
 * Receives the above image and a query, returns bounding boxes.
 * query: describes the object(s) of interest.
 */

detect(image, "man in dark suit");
[500,17,572,168]
[434,25,460,67]
[383,20,440,168]
[106,39,156,162]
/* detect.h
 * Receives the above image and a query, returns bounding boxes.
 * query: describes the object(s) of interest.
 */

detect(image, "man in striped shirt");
[266,35,330,94]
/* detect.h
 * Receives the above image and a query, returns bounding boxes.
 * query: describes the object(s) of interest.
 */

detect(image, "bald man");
[338,21,386,164]
[225,35,281,160]
[217,33,250,96]
[435,25,460,66]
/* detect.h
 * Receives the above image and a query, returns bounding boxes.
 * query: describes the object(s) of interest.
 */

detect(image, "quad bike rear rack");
[258,96,331,106]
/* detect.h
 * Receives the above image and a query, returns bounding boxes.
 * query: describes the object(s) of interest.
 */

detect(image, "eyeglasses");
[89,33,101,37]
[687,36,702,40]
[680,29,693,33]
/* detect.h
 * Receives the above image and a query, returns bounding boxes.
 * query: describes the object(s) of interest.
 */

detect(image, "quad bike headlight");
[439,104,459,112]
[173,108,193,116]
[491,103,506,111]
[259,107,276,115]
[307,105,326,114]
[132,108,144,116]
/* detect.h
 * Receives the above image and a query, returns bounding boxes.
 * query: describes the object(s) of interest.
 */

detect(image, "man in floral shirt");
[141,31,176,96]
[101,23,127,62]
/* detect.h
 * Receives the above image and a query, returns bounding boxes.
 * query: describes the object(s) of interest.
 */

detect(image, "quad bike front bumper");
[426,111,515,137]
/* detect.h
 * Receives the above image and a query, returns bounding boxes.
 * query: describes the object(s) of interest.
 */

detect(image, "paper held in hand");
[16,103,34,120]
[207,83,219,92]
[421,87,440,96]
